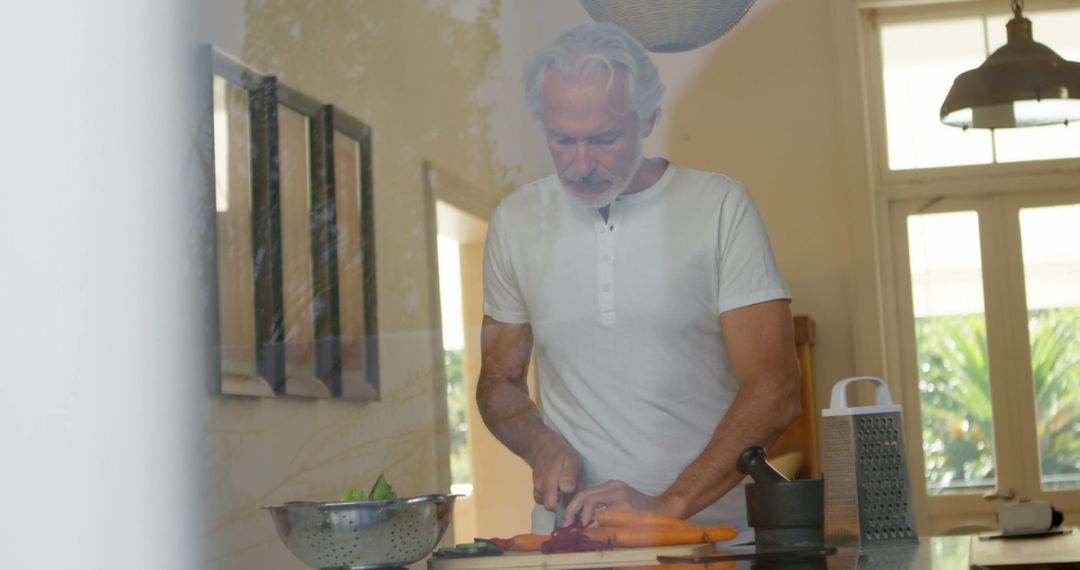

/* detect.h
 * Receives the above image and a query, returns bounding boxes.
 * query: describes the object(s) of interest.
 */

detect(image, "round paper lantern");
[580,0,757,53]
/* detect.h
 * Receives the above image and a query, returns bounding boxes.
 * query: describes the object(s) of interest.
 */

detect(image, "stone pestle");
[736,446,790,483]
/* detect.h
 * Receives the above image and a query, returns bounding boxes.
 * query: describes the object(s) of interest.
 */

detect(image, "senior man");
[476,22,801,536]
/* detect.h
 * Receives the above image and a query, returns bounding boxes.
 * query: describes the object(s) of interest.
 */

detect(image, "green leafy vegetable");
[342,473,397,502]
[368,473,397,500]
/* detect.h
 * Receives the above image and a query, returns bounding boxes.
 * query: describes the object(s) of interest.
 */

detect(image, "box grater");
[821,376,918,548]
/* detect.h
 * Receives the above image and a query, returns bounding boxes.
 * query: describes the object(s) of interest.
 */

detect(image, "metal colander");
[265,494,456,569]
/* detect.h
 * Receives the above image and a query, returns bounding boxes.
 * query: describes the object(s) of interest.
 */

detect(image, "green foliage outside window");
[1029,307,1080,488]
[915,306,1080,493]
[445,348,472,485]
[916,313,995,492]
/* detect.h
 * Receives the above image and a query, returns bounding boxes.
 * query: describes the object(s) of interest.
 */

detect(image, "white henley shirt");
[482,162,790,535]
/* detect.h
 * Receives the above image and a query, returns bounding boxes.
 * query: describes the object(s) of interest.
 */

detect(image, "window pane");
[988,9,1080,163]
[213,77,258,378]
[880,8,1080,170]
[1018,203,1080,491]
[278,105,315,378]
[334,132,368,384]
[881,19,992,170]
[908,211,997,494]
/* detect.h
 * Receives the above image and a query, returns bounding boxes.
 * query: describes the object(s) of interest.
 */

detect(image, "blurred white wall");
[0,1,206,568]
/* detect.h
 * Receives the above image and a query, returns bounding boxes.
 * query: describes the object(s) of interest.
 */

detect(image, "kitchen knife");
[553,492,571,527]
[657,545,837,564]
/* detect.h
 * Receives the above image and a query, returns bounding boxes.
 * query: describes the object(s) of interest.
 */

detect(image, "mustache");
[564,172,615,186]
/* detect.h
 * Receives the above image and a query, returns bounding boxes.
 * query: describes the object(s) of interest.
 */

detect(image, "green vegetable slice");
[342,487,366,502]
[434,539,503,558]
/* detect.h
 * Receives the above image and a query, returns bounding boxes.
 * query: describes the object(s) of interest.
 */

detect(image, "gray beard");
[561,153,644,210]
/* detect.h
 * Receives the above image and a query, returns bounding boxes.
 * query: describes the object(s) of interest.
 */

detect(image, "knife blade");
[657,545,837,564]
[553,492,572,527]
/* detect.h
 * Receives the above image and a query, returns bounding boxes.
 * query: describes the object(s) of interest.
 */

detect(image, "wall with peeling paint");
[199,1,520,568]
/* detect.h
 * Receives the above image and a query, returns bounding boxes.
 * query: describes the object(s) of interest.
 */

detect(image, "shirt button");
[598,226,606,234]
[603,253,612,262]
[602,283,611,292]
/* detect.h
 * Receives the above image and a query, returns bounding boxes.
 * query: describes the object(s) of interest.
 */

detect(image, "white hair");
[523,22,665,133]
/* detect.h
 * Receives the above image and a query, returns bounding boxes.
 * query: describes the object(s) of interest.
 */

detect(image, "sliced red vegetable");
[540,518,612,554]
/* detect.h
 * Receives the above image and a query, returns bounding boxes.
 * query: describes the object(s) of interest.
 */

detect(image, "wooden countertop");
[419,528,1079,570]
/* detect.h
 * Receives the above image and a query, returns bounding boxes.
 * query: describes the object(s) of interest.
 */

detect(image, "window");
[893,195,1080,503]
[1017,204,1080,491]
[878,5,1080,170]
[860,0,1080,533]
[906,210,996,495]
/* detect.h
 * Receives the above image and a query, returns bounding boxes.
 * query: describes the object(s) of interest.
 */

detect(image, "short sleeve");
[483,205,530,324]
[715,183,791,314]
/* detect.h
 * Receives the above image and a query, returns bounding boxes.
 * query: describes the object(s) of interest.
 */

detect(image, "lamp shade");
[579,0,756,53]
[941,11,1080,128]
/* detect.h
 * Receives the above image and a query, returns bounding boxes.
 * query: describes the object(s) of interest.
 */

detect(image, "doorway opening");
[438,234,472,495]
[433,192,535,543]
[435,200,487,544]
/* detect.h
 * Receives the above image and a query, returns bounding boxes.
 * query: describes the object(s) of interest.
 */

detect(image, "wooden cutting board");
[428,543,717,570]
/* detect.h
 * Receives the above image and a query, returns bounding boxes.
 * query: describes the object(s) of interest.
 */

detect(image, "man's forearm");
[477,317,552,464]
[478,318,581,509]
[659,377,801,519]
[476,373,551,465]
[654,300,802,519]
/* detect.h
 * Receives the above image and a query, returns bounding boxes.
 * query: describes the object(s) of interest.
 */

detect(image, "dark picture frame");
[204,46,379,400]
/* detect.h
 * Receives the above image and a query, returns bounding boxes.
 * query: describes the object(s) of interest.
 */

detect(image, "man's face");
[541,67,645,208]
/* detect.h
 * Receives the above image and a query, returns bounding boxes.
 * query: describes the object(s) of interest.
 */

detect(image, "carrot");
[583,527,616,542]
[586,525,721,544]
[591,524,734,548]
[697,526,738,542]
[610,526,709,547]
[595,508,695,529]
[494,518,737,553]
[590,525,736,548]
[508,533,548,552]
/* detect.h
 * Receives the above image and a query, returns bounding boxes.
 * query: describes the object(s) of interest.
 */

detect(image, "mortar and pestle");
[736,446,825,553]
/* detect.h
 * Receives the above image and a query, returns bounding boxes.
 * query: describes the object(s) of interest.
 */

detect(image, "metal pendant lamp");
[580,0,757,53]
[940,0,1080,129]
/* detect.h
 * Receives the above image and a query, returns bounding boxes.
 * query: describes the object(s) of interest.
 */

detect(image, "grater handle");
[829,376,895,410]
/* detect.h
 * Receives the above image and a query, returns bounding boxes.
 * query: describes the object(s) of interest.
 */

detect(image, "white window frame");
[830,0,1080,533]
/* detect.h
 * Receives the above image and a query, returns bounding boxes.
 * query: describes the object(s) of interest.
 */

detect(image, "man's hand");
[558,479,675,527]
[528,430,582,511]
